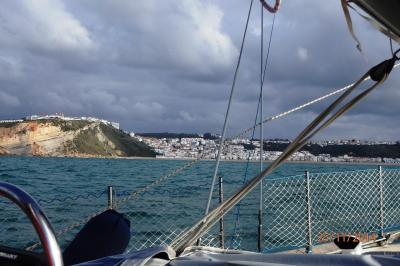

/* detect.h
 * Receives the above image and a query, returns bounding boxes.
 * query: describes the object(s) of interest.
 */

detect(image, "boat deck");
[278,231,400,255]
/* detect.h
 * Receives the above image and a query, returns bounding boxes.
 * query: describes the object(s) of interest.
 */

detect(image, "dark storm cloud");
[0,0,399,140]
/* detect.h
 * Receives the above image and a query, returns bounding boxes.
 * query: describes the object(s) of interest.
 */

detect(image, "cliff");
[0,119,156,157]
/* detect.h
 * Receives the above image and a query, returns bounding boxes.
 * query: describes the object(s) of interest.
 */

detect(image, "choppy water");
[0,156,385,252]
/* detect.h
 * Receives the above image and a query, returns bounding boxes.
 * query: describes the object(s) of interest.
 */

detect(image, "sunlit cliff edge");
[0,120,156,157]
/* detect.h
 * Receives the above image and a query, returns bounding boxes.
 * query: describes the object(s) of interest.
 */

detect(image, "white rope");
[234,62,400,140]
[171,56,398,253]
[27,64,399,252]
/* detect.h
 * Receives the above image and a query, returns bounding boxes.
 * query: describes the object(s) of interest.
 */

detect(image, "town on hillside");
[133,133,400,164]
[1,115,399,163]
[0,113,120,130]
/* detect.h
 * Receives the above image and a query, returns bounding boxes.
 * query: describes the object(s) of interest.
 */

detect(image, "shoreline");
[126,156,399,166]
[1,154,399,166]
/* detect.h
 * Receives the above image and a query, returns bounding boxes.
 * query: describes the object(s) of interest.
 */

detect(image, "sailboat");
[1,0,400,265]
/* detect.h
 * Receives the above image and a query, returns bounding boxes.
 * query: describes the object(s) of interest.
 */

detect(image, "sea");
[0,156,393,253]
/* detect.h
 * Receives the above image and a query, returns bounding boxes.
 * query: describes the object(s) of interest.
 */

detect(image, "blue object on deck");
[63,209,131,265]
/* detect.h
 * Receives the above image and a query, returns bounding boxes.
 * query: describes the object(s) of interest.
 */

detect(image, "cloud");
[0,55,21,79]
[0,0,399,140]
[0,92,20,107]
[179,111,196,122]
[297,47,309,61]
[69,0,237,79]
[0,0,94,53]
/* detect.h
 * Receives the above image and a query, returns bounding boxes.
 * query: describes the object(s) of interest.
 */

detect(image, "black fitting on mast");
[369,49,399,82]
[369,58,395,81]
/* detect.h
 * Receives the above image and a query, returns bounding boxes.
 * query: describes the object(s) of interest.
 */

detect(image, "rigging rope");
[347,2,400,44]
[171,53,399,254]
[341,0,363,53]
[26,62,399,252]
[258,4,265,253]
[390,38,394,55]
[204,0,254,219]
[230,11,277,250]
[23,0,399,251]
[233,63,400,141]
[26,61,399,252]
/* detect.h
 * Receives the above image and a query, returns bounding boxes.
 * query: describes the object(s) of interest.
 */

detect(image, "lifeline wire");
[171,55,398,254]
[27,58,399,252]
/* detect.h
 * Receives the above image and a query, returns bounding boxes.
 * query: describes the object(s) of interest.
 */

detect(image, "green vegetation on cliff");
[0,119,156,157]
[0,122,19,128]
[65,122,156,157]
[38,119,90,131]
[69,127,110,155]
[100,124,156,157]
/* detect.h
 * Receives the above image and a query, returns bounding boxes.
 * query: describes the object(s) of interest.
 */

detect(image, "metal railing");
[112,165,400,253]
[263,166,400,253]
[1,166,399,254]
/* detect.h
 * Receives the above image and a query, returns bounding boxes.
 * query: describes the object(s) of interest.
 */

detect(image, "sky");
[0,0,399,140]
